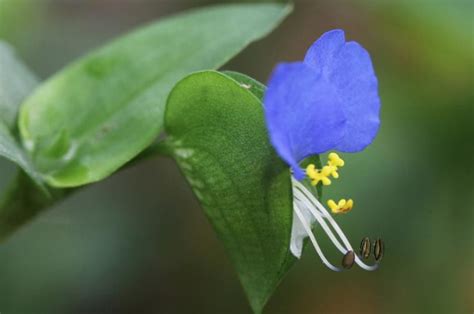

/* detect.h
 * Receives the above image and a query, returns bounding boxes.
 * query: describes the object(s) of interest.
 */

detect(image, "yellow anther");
[338,199,347,208]
[305,153,344,186]
[324,152,344,178]
[327,198,354,214]
[328,152,345,167]
[326,164,339,179]
[327,199,339,212]
[306,164,317,177]
[306,164,332,186]
[345,199,354,210]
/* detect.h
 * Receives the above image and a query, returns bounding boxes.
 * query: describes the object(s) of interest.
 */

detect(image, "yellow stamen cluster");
[306,164,332,185]
[327,199,354,214]
[306,152,345,186]
[304,153,354,214]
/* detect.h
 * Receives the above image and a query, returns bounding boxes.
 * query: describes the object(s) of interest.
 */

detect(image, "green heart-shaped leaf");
[19,3,291,188]
[164,71,294,313]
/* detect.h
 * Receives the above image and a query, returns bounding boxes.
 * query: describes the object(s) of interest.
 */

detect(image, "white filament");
[293,199,342,272]
[294,190,347,254]
[291,177,378,271]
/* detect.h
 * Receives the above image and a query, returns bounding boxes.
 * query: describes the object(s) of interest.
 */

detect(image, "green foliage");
[0,42,38,129]
[0,171,68,241]
[0,124,41,187]
[164,71,294,313]
[0,4,295,311]
[223,70,266,100]
[18,3,291,188]
[0,42,42,187]
[0,41,58,241]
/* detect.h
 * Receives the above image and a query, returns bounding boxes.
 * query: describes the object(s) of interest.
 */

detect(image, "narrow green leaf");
[0,42,38,130]
[0,41,57,241]
[19,3,292,187]
[164,71,294,313]
[0,41,43,187]
[0,123,42,186]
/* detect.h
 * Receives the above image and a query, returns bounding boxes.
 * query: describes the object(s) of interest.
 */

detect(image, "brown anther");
[374,238,384,262]
[360,237,371,259]
[342,250,355,269]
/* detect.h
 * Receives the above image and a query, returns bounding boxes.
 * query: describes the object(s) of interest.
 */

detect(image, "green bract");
[164,71,294,313]
[19,3,291,187]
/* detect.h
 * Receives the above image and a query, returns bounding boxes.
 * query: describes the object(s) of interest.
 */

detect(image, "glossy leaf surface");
[164,71,294,313]
[19,3,291,187]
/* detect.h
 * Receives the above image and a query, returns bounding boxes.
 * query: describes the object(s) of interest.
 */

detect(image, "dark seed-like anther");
[360,237,371,259]
[374,238,384,261]
[342,250,355,269]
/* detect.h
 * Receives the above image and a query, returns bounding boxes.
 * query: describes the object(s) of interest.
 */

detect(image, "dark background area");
[0,0,472,313]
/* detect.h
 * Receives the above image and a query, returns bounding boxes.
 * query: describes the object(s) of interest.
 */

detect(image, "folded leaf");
[164,71,294,313]
[0,41,56,241]
[19,3,292,187]
[0,41,43,187]
[0,124,42,187]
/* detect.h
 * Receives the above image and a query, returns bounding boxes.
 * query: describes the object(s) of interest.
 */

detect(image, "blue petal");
[264,62,346,179]
[328,42,381,152]
[304,29,345,74]
[305,30,380,152]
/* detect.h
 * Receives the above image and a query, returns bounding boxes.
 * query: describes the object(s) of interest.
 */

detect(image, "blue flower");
[264,30,383,271]
[264,29,380,179]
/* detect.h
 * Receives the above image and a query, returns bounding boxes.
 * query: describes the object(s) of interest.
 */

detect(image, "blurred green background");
[0,0,472,313]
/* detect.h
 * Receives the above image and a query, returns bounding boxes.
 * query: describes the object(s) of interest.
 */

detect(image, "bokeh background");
[0,0,472,313]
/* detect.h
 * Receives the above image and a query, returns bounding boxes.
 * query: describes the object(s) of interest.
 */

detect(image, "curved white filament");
[294,190,347,254]
[292,178,379,271]
[293,200,342,272]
